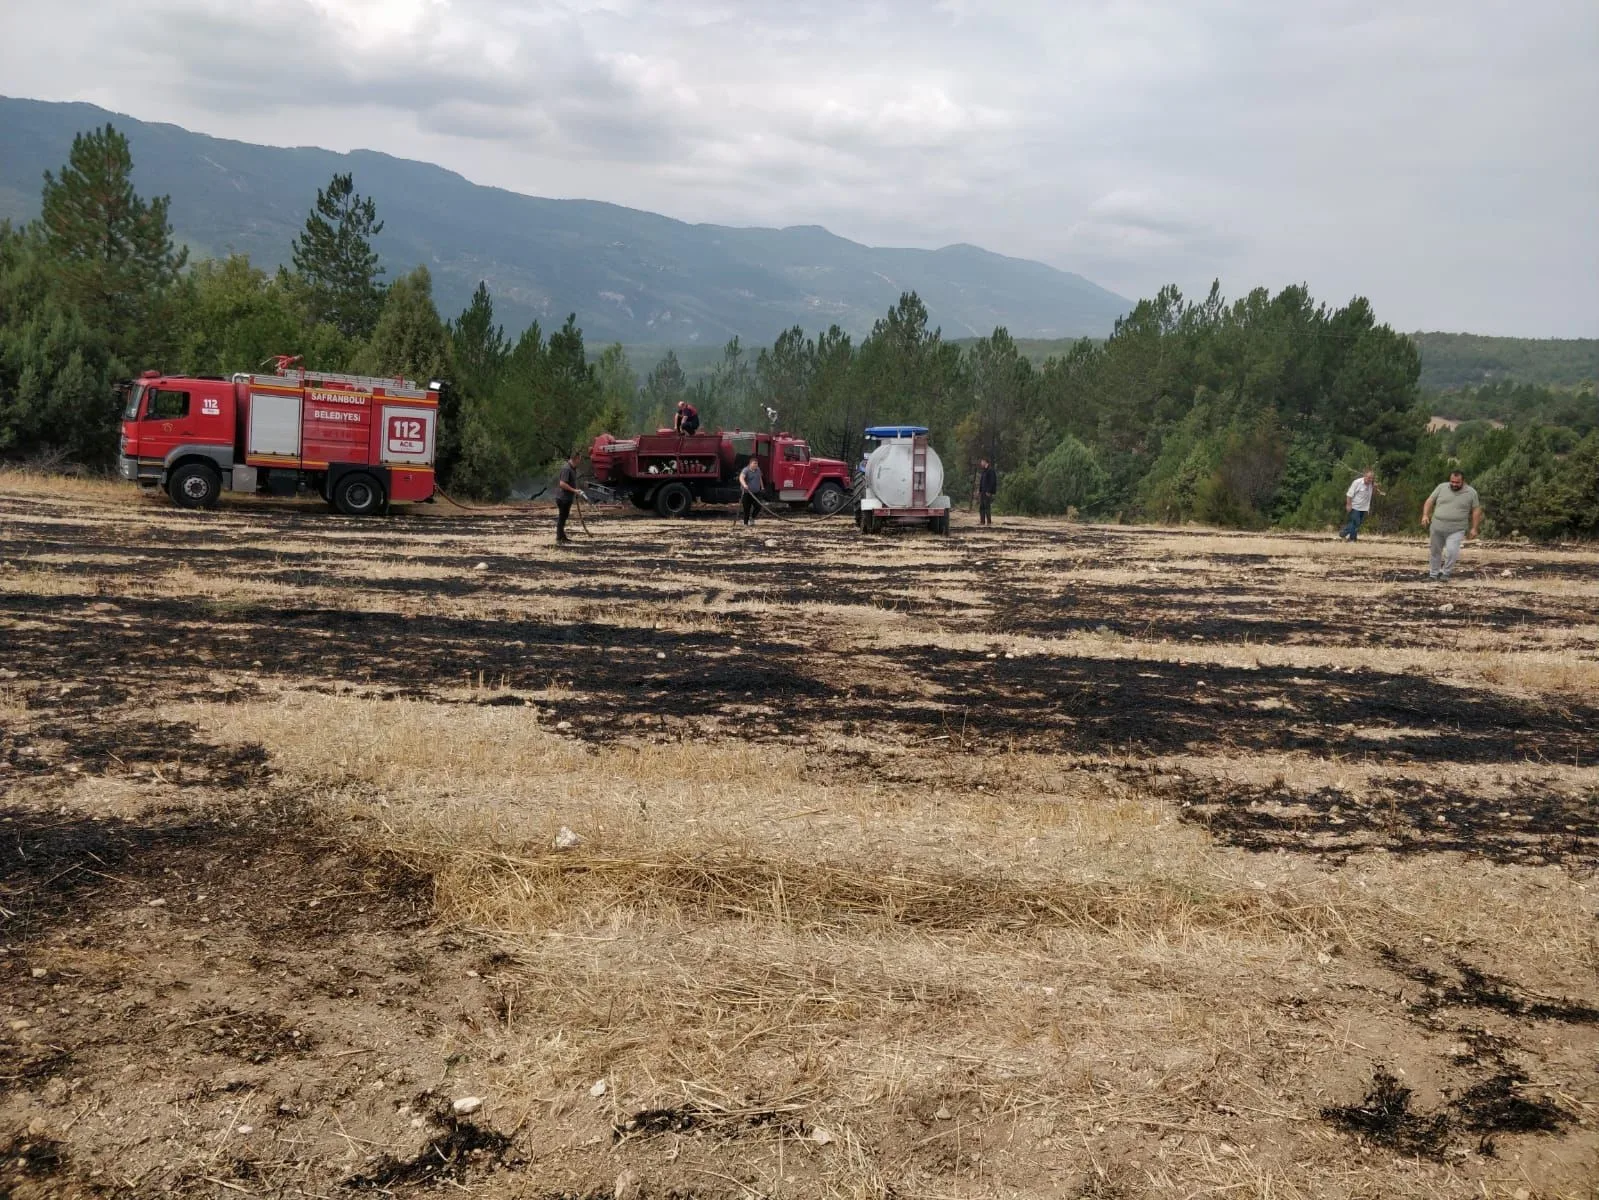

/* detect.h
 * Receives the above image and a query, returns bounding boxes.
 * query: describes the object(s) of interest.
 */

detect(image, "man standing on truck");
[738,456,763,526]
[1420,469,1482,581]
[555,450,585,545]
[674,401,700,436]
[977,458,997,526]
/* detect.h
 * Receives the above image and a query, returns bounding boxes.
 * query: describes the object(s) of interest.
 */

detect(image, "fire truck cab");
[118,361,439,516]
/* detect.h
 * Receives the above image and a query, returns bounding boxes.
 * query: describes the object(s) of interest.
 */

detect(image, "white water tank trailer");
[857,425,952,534]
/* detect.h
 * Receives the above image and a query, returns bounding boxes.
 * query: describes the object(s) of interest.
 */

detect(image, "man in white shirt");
[1338,469,1382,541]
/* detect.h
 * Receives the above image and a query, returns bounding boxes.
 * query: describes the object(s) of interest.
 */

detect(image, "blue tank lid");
[864,425,928,438]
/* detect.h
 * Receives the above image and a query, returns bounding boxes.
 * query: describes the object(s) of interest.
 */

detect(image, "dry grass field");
[1,469,1596,1199]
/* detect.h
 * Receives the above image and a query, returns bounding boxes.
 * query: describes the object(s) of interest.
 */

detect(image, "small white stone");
[236,1125,253,1135]
[810,1126,833,1145]
[30,968,46,979]
[589,1079,607,1098]
[934,1105,952,1121]
[553,826,583,850]
[452,1096,483,1115]
[474,562,489,571]
[146,898,166,907]
[655,651,666,660]
[555,720,573,731]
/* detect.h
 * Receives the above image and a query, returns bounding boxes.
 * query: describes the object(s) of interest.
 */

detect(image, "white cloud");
[1,0,1594,333]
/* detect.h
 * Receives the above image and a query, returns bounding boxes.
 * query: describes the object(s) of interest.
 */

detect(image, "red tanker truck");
[589,429,852,517]
[117,358,440,515]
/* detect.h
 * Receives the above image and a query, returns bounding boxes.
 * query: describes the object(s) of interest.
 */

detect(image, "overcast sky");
[3,0,1595,335]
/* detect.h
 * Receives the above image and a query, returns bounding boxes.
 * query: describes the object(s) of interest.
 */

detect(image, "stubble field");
[0,471,1596,1199]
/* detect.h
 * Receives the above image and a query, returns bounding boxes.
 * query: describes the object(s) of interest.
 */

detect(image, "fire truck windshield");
[120,383,144,420]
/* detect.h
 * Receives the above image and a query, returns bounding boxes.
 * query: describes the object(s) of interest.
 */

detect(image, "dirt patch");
[0,1131,67,1186]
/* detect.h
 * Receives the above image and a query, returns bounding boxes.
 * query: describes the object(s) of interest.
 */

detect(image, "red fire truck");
[589,428,851,517]
[117,358,440,515]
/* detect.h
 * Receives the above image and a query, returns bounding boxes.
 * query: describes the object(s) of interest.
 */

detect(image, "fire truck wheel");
[168,462,221,510]
[810,481,848,515]
[334,473,385,517]
[654,482,693,518]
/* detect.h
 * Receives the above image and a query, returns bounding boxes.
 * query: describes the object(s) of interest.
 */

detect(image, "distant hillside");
[943,332,1599,394]
[0,96,1130,346]
[1412,332,1599,391]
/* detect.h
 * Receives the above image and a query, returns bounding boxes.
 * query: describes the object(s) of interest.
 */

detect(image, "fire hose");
[743,477,865,522]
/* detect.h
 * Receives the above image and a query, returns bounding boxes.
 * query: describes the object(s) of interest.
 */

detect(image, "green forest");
[3,124,1596,539]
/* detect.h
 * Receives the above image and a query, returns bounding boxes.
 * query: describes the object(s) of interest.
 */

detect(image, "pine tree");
[449,282,507,399]
[290,173,386,341]
[37,123,186,362]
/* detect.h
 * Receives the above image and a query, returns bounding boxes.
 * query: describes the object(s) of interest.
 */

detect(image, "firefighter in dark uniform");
[555,450,584,544]
[674,401,700,435]
[977,458,997,526]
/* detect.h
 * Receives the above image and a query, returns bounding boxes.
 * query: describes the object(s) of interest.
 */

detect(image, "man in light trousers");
[1420,470,1482,582]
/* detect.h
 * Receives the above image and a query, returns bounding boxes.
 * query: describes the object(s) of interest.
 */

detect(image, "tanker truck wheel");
[334,473,385,517]
[654,482,693,518]
[168,462,221,510]
[810,481,847,515]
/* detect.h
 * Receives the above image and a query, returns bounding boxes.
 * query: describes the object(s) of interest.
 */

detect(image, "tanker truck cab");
[771,435,851,514]
[118,371,238,508]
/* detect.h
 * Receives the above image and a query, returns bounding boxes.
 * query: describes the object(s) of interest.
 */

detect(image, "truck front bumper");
[118,455,163,485]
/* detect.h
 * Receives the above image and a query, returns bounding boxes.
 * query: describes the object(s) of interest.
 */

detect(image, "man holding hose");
[737,456,763,526]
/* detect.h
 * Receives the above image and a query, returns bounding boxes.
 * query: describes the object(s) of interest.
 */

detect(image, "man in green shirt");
[1420,470,1483,581]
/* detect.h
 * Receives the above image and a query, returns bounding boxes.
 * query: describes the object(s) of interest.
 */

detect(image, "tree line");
[2,123,1594,538]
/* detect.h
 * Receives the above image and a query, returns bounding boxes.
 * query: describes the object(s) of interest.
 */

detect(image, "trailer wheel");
[654,482,693,518]
[334,473,385,517]
[810,481,848,515]
[168,462,221,510]
[934,512,951,535]
[860,510,877,534]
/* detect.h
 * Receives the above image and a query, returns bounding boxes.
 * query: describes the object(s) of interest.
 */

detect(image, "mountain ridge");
[0,95,1131,345]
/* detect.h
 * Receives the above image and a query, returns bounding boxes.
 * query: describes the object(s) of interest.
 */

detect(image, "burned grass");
[3,483,1599,1198]
[990,576,1594,649]
[6,588,1595,766]
[1321,1064,1575,1159]
[1173,773,1599,866]
[343,1095,518,1190]
[614,1100,809,1144]
[1379,950,1599,1025]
